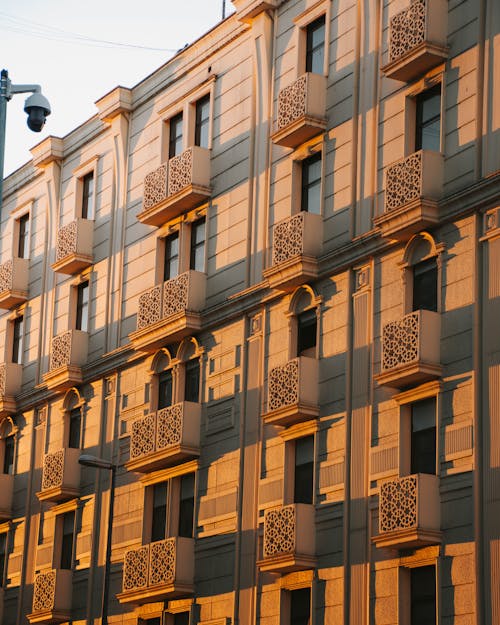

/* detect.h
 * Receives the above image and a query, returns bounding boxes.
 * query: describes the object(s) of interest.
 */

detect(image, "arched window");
[176,338,203,404]
[62,389,85,450]
[0,418,16,476]
[287,286,321,359]
[150,348,175,411]
[402,233,443,314]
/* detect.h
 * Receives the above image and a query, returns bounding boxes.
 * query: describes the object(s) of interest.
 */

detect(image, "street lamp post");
[0,68,51,215]
[78,454,117,625]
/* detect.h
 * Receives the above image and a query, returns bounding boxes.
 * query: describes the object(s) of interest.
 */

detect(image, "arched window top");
[0,416,16,439]
[176,337,203,363]
[150,348,174,374]
[62,388,84,412]
[288,285,321,316]
[402,232,440,267]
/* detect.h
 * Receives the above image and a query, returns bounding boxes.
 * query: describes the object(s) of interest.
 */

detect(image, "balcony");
[42,330,88,392]
[27,569,72,624]
[272,73,327,148]
[138,147,211,227]
[129,271,205,353]
[126,402,201,473]
[373,473,441,549]
[37,448,81,503]
[0,258,29,308]
[263,212,323,291]
[52,218,94,274]
[262,357,319,427]
[117,537,194,605]
[382,0,448,82]
[375,310,441,388]
[0,362,23,417]
[374,150,444,240]
[0,473,14,520]
[258,504,316,572]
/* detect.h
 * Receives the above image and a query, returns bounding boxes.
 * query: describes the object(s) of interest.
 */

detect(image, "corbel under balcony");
[36,447,81,503]
[0,473,14,520]
[27,569,72,624]
[0,258,29,309]
[0,363,23,417]
[231,0,283,22]
[42,330,88,393]
[52,218,94,275]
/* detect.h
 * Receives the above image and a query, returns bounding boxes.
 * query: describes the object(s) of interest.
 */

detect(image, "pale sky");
[2,0,233,176]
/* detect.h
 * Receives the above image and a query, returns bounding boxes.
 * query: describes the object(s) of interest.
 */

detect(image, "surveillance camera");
[24,92,51,132]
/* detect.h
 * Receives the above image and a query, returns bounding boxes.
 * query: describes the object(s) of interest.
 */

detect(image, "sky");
[1,0,234,176]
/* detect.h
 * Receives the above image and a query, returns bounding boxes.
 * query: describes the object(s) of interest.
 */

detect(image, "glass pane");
[412,258,437,312]
[195,95,210,148]
[68,409,82,449]
[12,316,23,364]
[306,16,325,74]
[76,282,89,332]
[416,86,441,152]
[290,587,311,625]
[184,360,200,403]
[178,473,195,538]
[297,309,317,356]
[169,113,184,158]
[81,172,94,219]
[3,436,14,475]
[301,154,322,214]
[18,214,29,259]
[158,370,173,409]
[174,613,190,625]
[411,398,436,474]
[60,511,75,570]
[294,436,314,504]
[151,483,168,542]
[190,218,206,272]
[411,566,436,625]
[164,233,180,281]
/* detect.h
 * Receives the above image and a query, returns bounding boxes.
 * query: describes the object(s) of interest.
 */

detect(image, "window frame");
[404,73,444,156]
[0,417,17,477]
[294,1,331,77]
[292,140,324,216]
[281,420,318,506]
[401,232,444,315]
[287,285,321,361]
[399,555,439,625]
[10,313,24,365]
[279,570,314,625]
[73,157,99,220]
[16,212,30,260]
[75,280,90,332]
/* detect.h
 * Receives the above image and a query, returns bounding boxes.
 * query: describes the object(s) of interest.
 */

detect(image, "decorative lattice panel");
[33,570,56,612]
[41,449,65,490]
[130,413,156,459]
[168,148,193,197]
[137,285,162,330]
[56,221,78,262]
[149,538,176,586]
[268,358,299,412]
[49,331,72,371]
[156,404,183,450]
[385,151,423,211]
[0,260,13,292]
[143,164,168,211]
[163,272,189,317]
[389,0,426,63]
[277,74,307,130]
[379,475,418,532]
[122,545,149,591]
[0,363,6,396]
[382,312,420,370]
[264,505,296,558]
[272,213,305,265]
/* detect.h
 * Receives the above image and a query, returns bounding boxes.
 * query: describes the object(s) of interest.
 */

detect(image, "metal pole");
[101,465,116,625]
[222,0,226,19]
[0,69,9,217]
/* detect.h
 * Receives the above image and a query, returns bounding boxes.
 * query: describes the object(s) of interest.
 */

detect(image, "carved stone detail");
[163,273,189,317]
[382,312,420,370]
[379,475,417,532]
[149,538,176,586]
[272,213,305,265]
[56,221,78,262]
[389,0,426,63]
[137,286,162,330]
[49,331,72,371]
[156,404,183,450]
[122,545,149,591]
[264,505,296,558]
[268,359,299,411]
[385,152,422,212]
[277,75,307,130]
[41,449,65,490]
[0,364,6,396]
[32,570,56,612]
[168,148,194,197]
[143,164,168,211]
[0,260,13,292]
[130,413,156,460]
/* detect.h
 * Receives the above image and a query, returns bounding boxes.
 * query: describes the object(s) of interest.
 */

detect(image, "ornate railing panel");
[0,260,13,292]
[385,151,422,211]
[156,404,183,450]
[41,450,65,490]
[389,0,426,63]
[277,75,307,130]
[32,570,56,612]
[137,285,162,330]
[168,148,194,197]
[143,164,168,211]
[0,364,6,396]
[130,413,156,460]
[272,213,305,265]
[163,273,189,318]
[268,359,299,411]
[56,221,78,262]
[264,505,296,558]
[379,475,418,532]
[381,312,420,370]
[49,331,73,371]
[149,538,176,586]
[122,545,149,592]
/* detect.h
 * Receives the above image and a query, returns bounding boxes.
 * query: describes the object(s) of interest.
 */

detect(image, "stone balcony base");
[374,361,442,389]
[27,608,72,625]
[0,396,19,419]
[129,311,203,354]
[257,552,317,573]
[372,526,442,550]
[382,41,449,83]
[138,184,211,227]
[126,443,200,473]
[42,364,84,393]
[263,255,319,292]
[262,402,319,428]
[0,289,28,309]
[52,253,93,275]
[116,581,195,606]
[373,198,440,241]
[272,115,327,149]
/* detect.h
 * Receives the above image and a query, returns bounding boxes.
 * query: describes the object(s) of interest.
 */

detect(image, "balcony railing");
[52,218,94,274]
[127,402,201,472]
[373,473,441,549]
[272,73,327,148]
[27,569,72,624]
[376,309,441,388]
[263,357,319,426]
[383,0,448,82]
[0,257,29,308]
[43,330,88,392]
[259,504,316,572]
[139,147,211,226]
[37,448,81,503]
[117,537,194,605]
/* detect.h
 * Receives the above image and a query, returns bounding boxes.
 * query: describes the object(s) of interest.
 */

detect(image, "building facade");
[0,0,499,624]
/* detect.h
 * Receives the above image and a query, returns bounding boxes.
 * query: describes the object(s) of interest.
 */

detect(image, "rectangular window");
[415,85,441,152]
[305,16,325,74]
[0,533,6,588]
[294,435,314,505]
[411,565,436,625]
[12,316,24,364]
[68,408,82,449]
[158,370,173,410]
[195,95,210,149]
[60,511,75,570]
[3,436,14,475]
[151,482,168,542]
[411,397,436,475]
[178,473,195,538]
[169,113,184,159]
[301,153,322,214]
[164,232,180,282]
[189,217,206,273]
[297,309,317,357]
[174,613,190,625]
[412,258,437,312]
[17,213,30,259]
[81,172,95,220]
[76,281,89,332]
[290,587,311,625]
[184,359,200,403]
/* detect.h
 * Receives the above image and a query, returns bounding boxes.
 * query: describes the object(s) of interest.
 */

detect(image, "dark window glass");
[415,85,441,152]
[301,153,322,214]
[189,217,206,273]
[3,436,14,475]
[412,258,437,312]
[18,214,30,259]
[290,587,311,625]
[294,435,314,504]
[169,113,184,158]
[151,482,168,542]
[144,619,161,625]
[164,232,180,282]
[81,172,95,220]
[76,281,89,332]
[12,316,23,364]
[174,613,190,625]
[195,95,210,149]
[411,566,436,625]
[0,533,6,587]
[306,16,325,74]
[297,309,317,357]
[158,370,173,410]
[68,408,82,449]
[178,473,195,538]
[184,359,200,403]
[60,511,75,570]
[411,398,436,475]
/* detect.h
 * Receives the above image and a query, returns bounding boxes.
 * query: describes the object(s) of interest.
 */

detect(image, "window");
[402,232,441,315]
[415,85,441,153]
[194,95,210,149]
[189,217,206,273]
[0,533,6,588]
[184,359,200,403]
[158,369,173,410]
[410,565,436,625]
[75,280,89,332]
[412,257,437,312]
[301,153,322,214]
[294,435,314,504]
[164,232,180,282]
[3,434,14,475]
[305,16,325,74]
[163,612,190,625]
[169,113,184,158]
[17,213,30,259]
[59,510,75,570]
[151,482,168,542]
[297,309,317,357]
[68,408,82,450]
[177,473,195,538]
[410,397,436,475]
[81,172,95,220]
[147,473,196,542]
[11,315,23,364]
[290,587,311,625]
